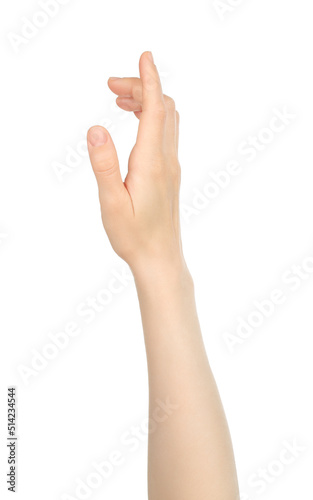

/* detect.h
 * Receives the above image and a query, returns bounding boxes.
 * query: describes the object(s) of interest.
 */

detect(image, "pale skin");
[87,51,240,500]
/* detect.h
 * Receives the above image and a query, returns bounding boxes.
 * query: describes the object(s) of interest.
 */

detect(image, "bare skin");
[87,51,240,500]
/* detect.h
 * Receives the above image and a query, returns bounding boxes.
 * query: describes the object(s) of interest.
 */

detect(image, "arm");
[87,51,239,500]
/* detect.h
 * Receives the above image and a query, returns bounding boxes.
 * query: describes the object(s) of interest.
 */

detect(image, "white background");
[0,0,312,499]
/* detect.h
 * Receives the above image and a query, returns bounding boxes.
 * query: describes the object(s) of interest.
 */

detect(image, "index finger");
[136,52,166,148]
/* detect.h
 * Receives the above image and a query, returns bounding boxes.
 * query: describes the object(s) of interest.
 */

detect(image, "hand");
[87,52,185,275]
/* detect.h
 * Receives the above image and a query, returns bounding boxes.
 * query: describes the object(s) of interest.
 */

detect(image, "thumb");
[87,126,124,203]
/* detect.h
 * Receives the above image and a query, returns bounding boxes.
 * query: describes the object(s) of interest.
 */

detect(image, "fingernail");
[88,127,107,147]
[109,77,121,81]
[147,51,154,63]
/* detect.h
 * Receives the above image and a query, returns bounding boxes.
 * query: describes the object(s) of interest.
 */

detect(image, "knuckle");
[153,104,167,119]
[144,72,159,92]
[164,96,176,111]
[95,161,117,177]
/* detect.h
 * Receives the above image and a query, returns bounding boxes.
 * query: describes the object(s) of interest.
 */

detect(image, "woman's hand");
[87,52,184,275]
[87,53,240,500]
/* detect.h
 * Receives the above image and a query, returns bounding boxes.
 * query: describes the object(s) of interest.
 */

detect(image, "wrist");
[130,255,194,293]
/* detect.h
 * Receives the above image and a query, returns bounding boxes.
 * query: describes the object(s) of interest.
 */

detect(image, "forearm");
[132,259,240,500]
